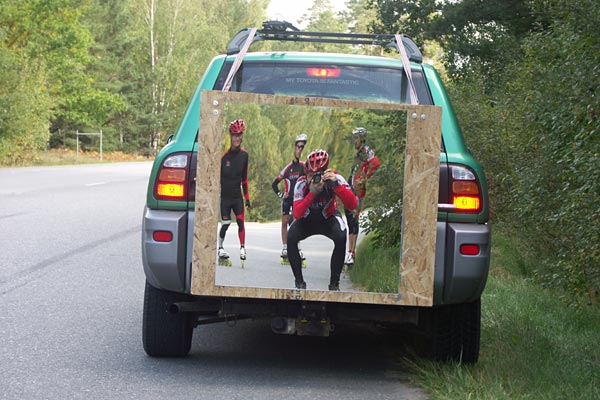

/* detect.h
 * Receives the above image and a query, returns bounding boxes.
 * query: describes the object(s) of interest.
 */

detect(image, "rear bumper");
[141,207,189,292]
[435,222,491,305]
[142,208,490,304]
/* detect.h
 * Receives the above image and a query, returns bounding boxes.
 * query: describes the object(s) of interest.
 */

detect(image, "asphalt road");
[0,162,427,400]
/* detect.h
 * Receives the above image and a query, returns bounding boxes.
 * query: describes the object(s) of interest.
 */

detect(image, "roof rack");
[226,20,423,63]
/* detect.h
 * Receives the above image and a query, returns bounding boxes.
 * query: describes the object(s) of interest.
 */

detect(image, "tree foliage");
[369,0,546,79]
[506,0,600,301]
[0,0,268,162]
[0,0,126,162]
[0,48,52,164]
[371,0,599,302]
[223,103,375,221]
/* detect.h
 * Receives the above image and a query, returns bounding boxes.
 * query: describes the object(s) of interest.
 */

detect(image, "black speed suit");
[220,147,249,245]
[288,173,358,288]
[271,160,305,216]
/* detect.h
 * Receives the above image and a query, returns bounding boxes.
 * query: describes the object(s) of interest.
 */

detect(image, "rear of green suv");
[141,23,490,362]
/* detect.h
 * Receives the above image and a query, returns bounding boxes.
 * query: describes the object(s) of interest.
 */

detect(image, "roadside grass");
[410,228,600,399]
[0,148,150,167]
[413,284,599,398]
[349,235,399,293]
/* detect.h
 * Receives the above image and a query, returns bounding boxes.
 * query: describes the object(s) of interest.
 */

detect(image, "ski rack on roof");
[226,20,423,64]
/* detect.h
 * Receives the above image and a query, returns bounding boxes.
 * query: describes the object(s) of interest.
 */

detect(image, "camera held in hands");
[312,170,336,191]
[312,171,323,184]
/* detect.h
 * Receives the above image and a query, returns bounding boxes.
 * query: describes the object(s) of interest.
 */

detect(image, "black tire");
[142,281,194,357]
[420,298,481,363]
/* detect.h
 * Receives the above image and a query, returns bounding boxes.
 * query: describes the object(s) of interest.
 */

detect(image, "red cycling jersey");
[349,144,380,199]
[292,174,357,220]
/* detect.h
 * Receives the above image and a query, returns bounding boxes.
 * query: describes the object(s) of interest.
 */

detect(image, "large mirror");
[192,91,441,306]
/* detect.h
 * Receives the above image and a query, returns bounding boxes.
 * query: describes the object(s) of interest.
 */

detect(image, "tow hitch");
[271,303,333,337]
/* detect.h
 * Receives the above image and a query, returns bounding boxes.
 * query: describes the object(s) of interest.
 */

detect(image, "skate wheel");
[301,259,307,269]
[241,260,245,269]
[218,258,232,267]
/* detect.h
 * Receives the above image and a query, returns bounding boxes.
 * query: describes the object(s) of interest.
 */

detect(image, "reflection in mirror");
[214,101,407,294]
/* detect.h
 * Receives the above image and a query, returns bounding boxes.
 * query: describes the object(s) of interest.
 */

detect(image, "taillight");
[307,68,341,78]
[450,166,481,212]
[460,244,480,255]
[153,231,173,242]
[155,154,189,201]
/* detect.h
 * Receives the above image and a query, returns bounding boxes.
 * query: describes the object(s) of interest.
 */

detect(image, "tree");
[371,0,600,302]
[339,0,381,56]
[0,48,52,164]
[298,0,348,52]
[0,0,126,154]
[504,0,600,301]
[368,0,546,79]
[87,0,268,154]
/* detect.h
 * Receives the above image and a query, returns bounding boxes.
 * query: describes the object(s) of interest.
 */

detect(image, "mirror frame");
[192,91,441,306]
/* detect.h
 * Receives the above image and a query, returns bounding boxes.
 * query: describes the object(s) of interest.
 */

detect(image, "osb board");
[192,91,441,306]
[400,109,442,305]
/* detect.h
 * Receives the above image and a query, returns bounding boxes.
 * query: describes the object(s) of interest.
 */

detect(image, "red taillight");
[153,231,173,242]
[449,166,482,212]
[307,68,341,78]
[460,244,480,255]
[155,154,189,201]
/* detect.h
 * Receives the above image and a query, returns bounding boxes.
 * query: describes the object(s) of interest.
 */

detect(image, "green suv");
[141,22,490,362]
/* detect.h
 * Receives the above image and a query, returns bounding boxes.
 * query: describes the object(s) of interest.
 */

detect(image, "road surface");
[0,162,426,400]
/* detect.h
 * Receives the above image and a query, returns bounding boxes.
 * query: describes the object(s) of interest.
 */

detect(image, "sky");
[266,0,349,28]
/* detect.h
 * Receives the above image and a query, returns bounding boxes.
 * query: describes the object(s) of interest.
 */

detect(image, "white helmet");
[352,127,368,138]
[295,133,308,144]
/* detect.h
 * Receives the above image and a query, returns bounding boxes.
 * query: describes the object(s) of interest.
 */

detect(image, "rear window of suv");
[213,60,431,104]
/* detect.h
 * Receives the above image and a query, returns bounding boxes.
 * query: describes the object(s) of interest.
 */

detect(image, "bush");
[0,50,52,165]
[447,0,600,303]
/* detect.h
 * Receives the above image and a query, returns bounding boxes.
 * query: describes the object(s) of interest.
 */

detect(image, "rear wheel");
[419,299,481,363]
[142,281,194,357]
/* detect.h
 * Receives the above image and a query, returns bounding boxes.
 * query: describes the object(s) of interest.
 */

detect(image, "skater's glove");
[276,191,284,199]
[245,200,252,210]
[353,177,366,193]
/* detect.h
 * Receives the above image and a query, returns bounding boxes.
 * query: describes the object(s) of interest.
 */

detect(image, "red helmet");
[229,119,246,134]
[305,149,329,173]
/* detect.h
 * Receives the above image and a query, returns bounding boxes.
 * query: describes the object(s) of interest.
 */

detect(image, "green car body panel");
[147,53,488,222]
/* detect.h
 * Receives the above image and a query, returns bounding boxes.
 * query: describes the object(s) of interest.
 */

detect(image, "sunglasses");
[296,144,305,149]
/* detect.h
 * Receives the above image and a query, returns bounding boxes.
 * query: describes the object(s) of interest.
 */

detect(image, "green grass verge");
[349,235,399,293]
[410,227,600,399]
[353,228,599,398]
[0,148,150,167]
